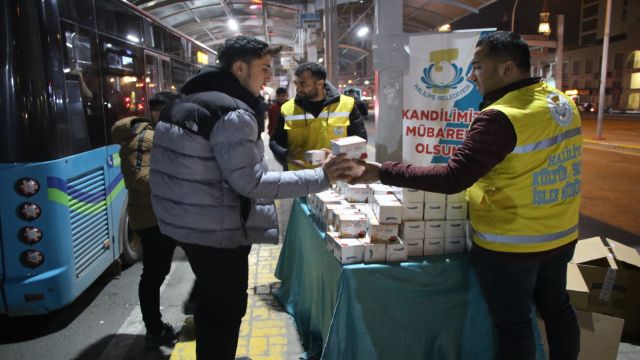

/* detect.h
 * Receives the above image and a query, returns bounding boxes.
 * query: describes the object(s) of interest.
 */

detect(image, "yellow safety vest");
[281,95,355,170]
[468,81,582,253]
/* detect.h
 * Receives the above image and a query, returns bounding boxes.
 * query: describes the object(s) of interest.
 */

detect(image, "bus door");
[144,51,172,100]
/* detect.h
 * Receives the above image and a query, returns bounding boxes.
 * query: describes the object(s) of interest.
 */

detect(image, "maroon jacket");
[267,101,283,136]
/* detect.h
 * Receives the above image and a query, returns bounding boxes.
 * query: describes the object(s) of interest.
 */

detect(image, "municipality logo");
[415,48,473,101]
[547,92,573,126]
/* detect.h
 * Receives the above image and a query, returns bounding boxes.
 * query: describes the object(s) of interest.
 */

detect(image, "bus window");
[100,37,145,143]
[161,58,172,91]
[61,21,105,150]
[95,0,142,45]
[171,60,192,91]
[145,53,160,98]
[58,0,95,29]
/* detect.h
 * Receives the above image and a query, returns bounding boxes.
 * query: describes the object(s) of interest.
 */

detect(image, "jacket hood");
[294,80,342,111]
[111,116,151,144]
[181,65,263,113]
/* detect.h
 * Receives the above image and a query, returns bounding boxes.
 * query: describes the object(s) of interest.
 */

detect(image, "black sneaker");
[144,322,177,349]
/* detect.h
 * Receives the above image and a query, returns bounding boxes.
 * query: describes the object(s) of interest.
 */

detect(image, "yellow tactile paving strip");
[170,199,303,360]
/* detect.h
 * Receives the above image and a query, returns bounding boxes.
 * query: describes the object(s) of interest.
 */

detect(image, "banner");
[402,31,488,165]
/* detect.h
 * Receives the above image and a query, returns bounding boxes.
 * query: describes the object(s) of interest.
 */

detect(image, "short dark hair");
[149,91,180,112]
[476,31,531,73]
[217,35,281,69]
[295,62,326,81]
[276,87,287,95]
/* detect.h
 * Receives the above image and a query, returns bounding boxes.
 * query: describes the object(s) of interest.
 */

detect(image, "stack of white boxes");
[424,191,447,255]
[443,191,468,254]
[370,193,407,262]
[398,189,426,257]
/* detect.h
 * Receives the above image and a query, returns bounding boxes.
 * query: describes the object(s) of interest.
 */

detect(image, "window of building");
[582,19,597,33]
[614,53,624,70]
[582,4,598,19]
[572,80,580,89]
[585,58,593,74]
[628,51,640,69]
[631,73,640,90]
[572,60,581,75]
[581,33,596,46]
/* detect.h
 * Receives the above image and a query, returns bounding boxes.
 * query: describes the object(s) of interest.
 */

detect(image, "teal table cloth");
[275,198,545,360]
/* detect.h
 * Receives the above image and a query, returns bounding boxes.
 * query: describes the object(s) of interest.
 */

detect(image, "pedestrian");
[111,91,181,349]
[267,87,288,136]
[349,31,582,360]
[149,35,357,359]
[269,62,367,170]
[345,88,369,118]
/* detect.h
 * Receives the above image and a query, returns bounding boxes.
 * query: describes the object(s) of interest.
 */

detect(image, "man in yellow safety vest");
[269,62,368,170]
[350,31,582,360]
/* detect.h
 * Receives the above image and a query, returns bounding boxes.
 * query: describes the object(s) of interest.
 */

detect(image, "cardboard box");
[344,184,369,203]
[398,188,424,203]
[423,237,444,256]
[425,220,446,239]
[333,238,365,264]
[361,239,387,263]
[367,184,401,204]
[330,136,367,160]
[325,232,340,253]
[372,194,402,224]
[336,213,368,238]
[386,239,408,262]
[444,236,466,254]
[446,191,467,202]
[424,202,446,220]
[572,237,640,340]
[537,310,624,360]
[400,220,425,240]
[405,238,424,257]
[304,149,326,165]
[401,202,424,221]
[444,220,466,238]
[445,202,468,220]
[566,262,589,310]
[424,191,446,202]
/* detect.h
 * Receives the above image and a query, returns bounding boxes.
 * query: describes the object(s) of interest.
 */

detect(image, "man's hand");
[322,154,359,183]
[287,152,307,168]
[348,159,381,184]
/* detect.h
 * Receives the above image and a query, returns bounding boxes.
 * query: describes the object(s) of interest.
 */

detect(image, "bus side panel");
[105,144,126,258]
[0,148,123,316]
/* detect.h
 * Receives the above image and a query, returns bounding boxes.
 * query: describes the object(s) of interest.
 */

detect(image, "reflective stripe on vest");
[284,112,351,121]
[512,127,581,154]
[472,224,578,244]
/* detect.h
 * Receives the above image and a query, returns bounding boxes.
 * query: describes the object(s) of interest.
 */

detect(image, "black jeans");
[470,244,580,360]
[178,241,252,360]
[136,226,176,335]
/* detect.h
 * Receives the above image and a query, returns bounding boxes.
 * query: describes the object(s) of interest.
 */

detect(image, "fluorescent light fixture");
[318,58,324,63]
[228,19,239,31]
[364,80,370,85]
[126,34,140,43]
[357,26,369,37]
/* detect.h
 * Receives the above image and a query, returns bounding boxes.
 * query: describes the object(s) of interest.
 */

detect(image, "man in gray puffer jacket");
[150,36,356,360]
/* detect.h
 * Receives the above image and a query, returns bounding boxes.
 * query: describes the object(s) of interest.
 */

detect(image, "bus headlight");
[21,250,45,268]
[16,178,40,196]
[18,203,41,220]
[21,227,43,245]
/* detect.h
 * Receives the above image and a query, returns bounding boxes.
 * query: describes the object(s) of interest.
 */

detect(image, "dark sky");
[452,0,581,46]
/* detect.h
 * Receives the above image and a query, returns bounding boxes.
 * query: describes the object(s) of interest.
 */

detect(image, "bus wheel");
[119,198,142,265]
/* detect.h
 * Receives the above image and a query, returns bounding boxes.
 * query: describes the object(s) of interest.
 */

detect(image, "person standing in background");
[267,87,288,137]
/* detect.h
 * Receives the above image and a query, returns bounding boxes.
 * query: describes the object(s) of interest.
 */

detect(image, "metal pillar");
[323,0,338,84]
[596,0,612,139]
[554,14,564,91]
[372,0,407,162]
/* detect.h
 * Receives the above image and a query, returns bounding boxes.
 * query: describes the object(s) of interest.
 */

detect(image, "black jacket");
[268,81,367,168]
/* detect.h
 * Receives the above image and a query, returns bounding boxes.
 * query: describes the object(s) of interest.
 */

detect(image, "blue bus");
[0,0,214,316]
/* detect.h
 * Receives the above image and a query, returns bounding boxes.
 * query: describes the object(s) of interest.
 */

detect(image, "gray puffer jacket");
[150,66,330,248]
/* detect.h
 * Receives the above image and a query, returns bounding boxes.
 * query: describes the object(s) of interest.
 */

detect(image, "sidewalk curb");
[583,139,640,151]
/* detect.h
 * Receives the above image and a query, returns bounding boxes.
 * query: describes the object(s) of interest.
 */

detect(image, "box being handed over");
[330,136,367,160]
[304,150,326,165]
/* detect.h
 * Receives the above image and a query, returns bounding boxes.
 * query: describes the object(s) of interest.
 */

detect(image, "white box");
[330,136,367,160]
[445,220,466,238]
[446,191,467,202]
[329,208,361,230]
[402,202,424,221]
[336,213,368,238]
[325,232,340,252]
[400,221,425,240]
[304,149,326,165]
[423,237,445,256]
[361,239,387,263]
[372,194,402,224]
[446,202,468,220]
[425,220,446,239]
[424,202,446,220]
[444,236,466,254]
[334,238,365,264]
[386,240,408,262]
[344,184,369,203]
[367,184,400,204]
[405,238,424,257]
[399,188,425,203]
[424,191,446,202]
[357,204,399,242]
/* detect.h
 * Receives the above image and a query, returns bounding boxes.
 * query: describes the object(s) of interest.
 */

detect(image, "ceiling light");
[228,19,239,31]
[357,26,369,38]
[318,58,323,63]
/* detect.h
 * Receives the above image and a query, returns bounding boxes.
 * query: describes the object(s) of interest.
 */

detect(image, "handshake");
[320,154,381,185]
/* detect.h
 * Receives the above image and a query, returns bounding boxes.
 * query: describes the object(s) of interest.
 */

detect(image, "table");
[275,198,546,360]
